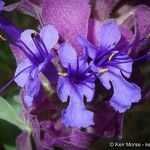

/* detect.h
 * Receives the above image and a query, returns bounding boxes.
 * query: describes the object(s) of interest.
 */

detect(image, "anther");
[58,72,67,77]
[109,53,115,61]
[99,68,108,74]
[31,32,36,38]
[0,34,6,41]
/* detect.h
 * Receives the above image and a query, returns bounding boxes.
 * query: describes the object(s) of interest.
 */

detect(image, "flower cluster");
[1,19,149,128]
[0,0,150,149]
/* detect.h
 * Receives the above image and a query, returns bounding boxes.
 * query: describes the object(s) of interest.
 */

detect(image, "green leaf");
[0,96,30,132]
[6,93,22,114]
[4,144,16,150]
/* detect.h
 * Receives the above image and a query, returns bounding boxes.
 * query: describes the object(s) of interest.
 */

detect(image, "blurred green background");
[0,0,150,150]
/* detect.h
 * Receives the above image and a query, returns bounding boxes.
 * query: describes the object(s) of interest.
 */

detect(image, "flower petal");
[99,20,121,49]
[0,16,21,41]
[109,81,141,113]
[40,24,59,50]
[57,77,71,102]
[99,68,141,112]
[0,16,24,63]
[116,55,133,78]
[58,43,77,68]
[57,72,95,102]
[0,0,4,11]
[22,85,45,108]
[14,59,32,87]
[80,78,95,102]
[57,76,95,127]
[41,58,58,85]
[26,74,41,98]
[20,29,38,54]
[23,95,34,107]
[62,98,94,128]
[77,35,97,59]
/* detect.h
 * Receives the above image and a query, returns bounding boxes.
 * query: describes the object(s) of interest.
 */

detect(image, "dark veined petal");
[99,20,121,49]
[58,43,77,69]
[40,24,59,50]
[99,67,141,112]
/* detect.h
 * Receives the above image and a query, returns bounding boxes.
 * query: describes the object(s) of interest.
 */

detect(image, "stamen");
[116,34,150,56]
[109,53,115,61]
[32,35,45,59]
[82,65,91,74]
[12,43,36,64]
[0,66,32,94]
[0,34,6,41]
[109,52,150,65]
[99,68,108,74]
[40,39,49,55]
[58,72,67,77]
[90,71,98,78]
[0,35,37,64]
[76,57,79,75]
[96,55,108,66]
[97,40,128,61]
[20,41,39,62]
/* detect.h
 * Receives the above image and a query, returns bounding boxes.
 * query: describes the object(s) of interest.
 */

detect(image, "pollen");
[58,72,67,77]
[0,35,6,41]
[99,68,108,74]
[109,53,115,61]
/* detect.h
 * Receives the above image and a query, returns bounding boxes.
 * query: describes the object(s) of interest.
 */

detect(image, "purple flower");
[0,0,4,11]
[14,25,58,106]
[57,43,95,128]
[78,20,142,113]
